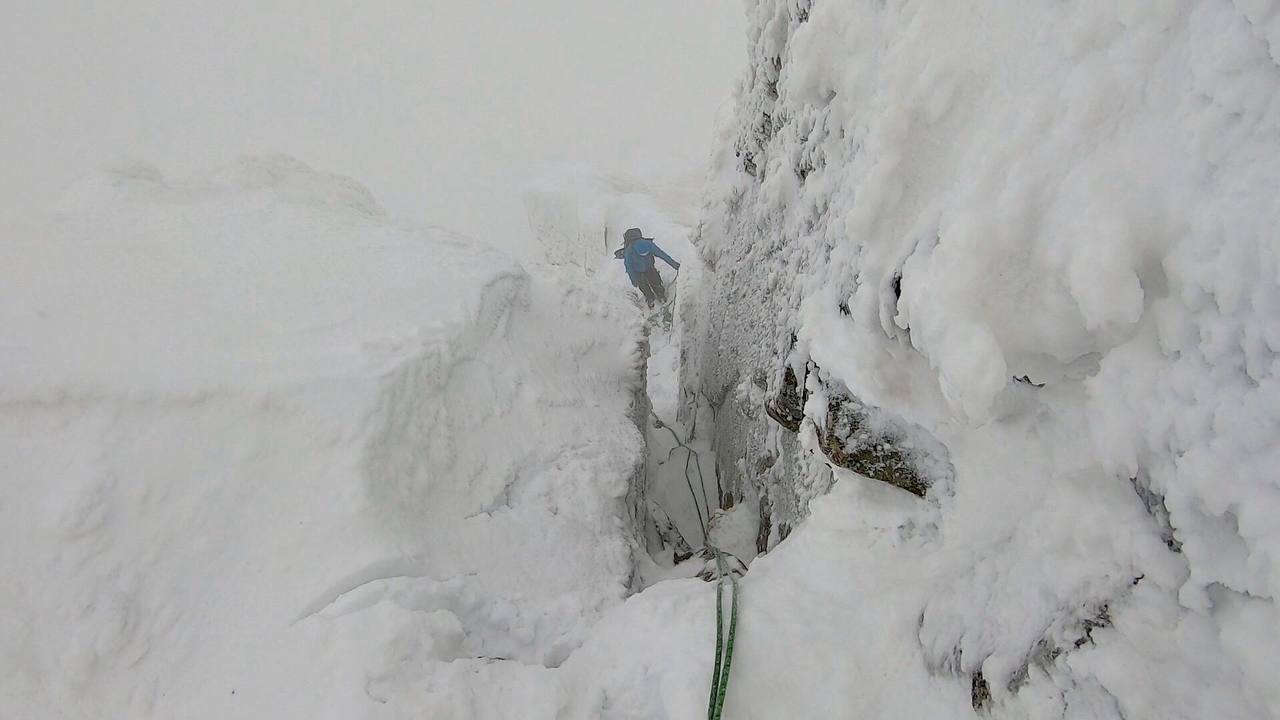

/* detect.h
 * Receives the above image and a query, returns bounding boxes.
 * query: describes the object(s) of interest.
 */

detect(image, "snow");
[523,164,729,565]
[6,1,1280,718]
[687,1,1280,718]
[0,157,652,717]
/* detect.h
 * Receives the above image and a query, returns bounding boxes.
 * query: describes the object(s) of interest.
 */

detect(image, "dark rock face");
[817,394,934,498]
[927,589,1134,711]
[763,356,943,499]
[1129,474,1182,552]
[764,364,806,433]
[971,672,992,712]
[755,493,773,554]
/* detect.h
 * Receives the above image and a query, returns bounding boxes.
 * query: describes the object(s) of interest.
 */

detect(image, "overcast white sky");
[0,1,746,252]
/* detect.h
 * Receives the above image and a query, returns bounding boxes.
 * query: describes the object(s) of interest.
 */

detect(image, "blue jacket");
[620,238,679,281]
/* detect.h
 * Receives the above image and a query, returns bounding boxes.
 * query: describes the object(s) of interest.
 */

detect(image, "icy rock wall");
[691,1,1280,716]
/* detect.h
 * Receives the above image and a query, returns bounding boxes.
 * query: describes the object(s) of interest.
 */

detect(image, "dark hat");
[624,227,644,242]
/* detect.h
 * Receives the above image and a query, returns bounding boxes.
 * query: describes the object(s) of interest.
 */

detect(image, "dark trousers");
[635,268,667,307]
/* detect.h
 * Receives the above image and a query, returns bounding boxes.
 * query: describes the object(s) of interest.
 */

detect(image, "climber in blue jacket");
[615,227,680,307]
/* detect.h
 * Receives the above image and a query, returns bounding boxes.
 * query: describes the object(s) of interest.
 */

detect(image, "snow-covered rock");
[0,156,651,718]
[687,1,1280,717]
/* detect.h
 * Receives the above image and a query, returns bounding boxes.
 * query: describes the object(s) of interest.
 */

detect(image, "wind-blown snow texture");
[7,3,1280,719]
[689,1,1280,717]
[0,157,652,718]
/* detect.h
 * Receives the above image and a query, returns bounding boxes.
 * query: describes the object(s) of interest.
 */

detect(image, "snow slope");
[683,1,1280,718]
[0,157,651,718]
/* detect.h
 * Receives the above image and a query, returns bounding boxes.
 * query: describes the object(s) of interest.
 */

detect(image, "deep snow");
[0,157,654,717]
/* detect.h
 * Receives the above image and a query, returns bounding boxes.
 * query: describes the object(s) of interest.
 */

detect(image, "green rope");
[689,444,714,531]
[651,410,709,542]
[707,571,725,719]
[685,449,711,540]
[648,412,739,717]
[706,546,739,720]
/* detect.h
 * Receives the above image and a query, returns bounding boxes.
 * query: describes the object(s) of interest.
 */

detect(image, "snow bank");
[0,156,650,718]
[688,1,1280,717]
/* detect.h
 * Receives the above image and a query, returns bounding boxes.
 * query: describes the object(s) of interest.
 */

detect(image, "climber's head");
[624,227,644,244]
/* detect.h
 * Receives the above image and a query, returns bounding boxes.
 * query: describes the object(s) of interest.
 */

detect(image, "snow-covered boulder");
[0,156,650,717]
[688,2,1280,717]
